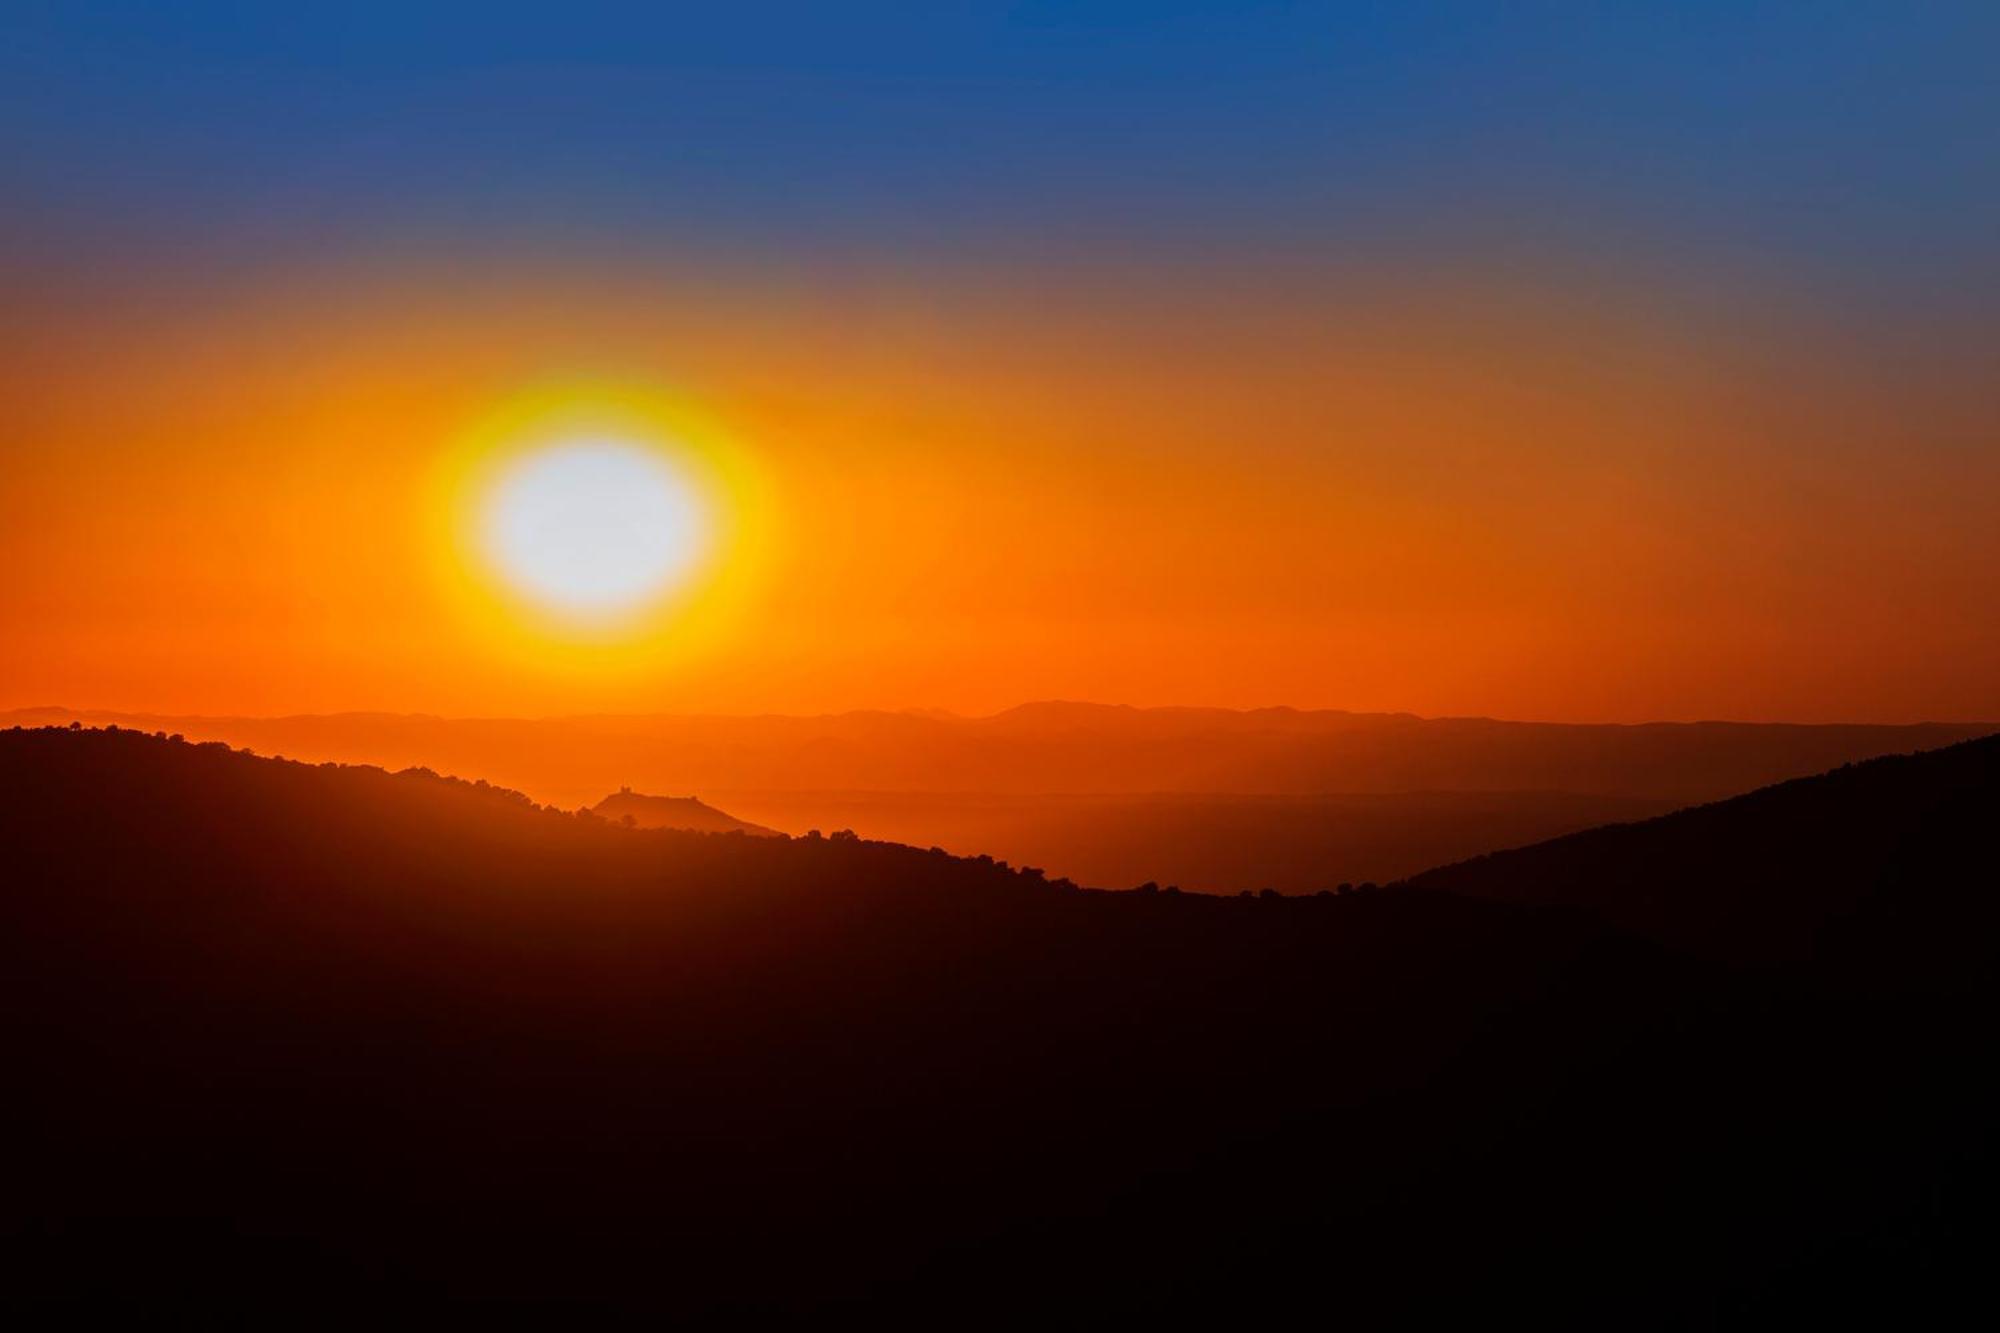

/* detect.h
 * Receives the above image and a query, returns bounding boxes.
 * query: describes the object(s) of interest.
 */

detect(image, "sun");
[479,437,706,619]
[429,382,775,674]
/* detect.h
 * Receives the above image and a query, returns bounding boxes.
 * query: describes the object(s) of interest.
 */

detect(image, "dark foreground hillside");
[1403,735,2000,963]
[2,727,1995,1324]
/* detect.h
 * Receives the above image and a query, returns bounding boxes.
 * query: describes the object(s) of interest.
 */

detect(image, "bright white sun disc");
[480,438,704,616]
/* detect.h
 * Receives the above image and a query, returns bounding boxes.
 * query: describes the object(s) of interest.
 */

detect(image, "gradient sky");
[4,2,1997,721]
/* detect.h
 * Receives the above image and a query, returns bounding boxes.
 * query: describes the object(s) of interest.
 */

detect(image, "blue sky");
[5,1,1996,291]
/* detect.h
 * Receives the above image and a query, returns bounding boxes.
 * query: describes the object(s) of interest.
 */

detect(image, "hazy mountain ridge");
[9,704,1990,804]
[716,786,1683,891]
[9,704,1989,892]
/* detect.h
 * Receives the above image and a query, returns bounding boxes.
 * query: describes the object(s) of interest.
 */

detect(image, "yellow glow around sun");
[427,382,773,678]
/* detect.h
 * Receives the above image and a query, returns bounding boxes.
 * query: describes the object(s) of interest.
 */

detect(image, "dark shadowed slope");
[1401,734,2000,963]
[587,786,778,835]
[2,726,1994,1323]
[0,727,1657,1318]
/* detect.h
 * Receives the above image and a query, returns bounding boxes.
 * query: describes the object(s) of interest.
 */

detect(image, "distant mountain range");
[7,703,1989,803]
[7,703,1990,892]
[2,724,1994,1319]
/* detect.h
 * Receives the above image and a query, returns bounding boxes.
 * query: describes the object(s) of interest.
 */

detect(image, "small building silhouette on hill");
[588,788,781,837]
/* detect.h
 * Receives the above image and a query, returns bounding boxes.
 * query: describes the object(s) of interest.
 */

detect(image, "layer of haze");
[4,3,1997,722]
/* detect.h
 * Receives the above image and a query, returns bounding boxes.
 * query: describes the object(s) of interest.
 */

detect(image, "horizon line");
[7,701,1997,731]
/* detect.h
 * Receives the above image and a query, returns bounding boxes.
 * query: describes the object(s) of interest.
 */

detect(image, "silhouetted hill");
[3,725,1993,1322]
[1402,734,2000,963]
[588,786,778,835]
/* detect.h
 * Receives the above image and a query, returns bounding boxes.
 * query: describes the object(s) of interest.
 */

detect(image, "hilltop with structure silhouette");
[589,785,779,835]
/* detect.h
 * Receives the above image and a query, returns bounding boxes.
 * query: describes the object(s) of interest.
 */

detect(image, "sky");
[4,2,1997,721]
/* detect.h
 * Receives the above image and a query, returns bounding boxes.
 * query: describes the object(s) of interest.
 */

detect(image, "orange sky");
[4,251,1996,723]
